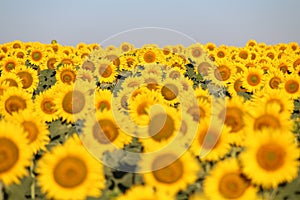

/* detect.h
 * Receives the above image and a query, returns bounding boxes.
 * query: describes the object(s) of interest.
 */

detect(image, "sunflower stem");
[30,162,35,199]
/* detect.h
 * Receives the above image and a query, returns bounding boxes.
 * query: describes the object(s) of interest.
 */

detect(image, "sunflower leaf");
[273,170,300,200]
[4,176,33,200]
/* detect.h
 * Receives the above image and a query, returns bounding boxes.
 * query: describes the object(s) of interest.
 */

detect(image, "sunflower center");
[219,173,249,199]
[61,59,73,65]
[62,91,85,114]
[16,52,25,59]
[53,156,87,188]
[239,51,248,59]
[220,108,244,132]
[0,138,19,173]
[47,58,57,69]
[41,98,56,114]
[234,79,246,93]
[5,95,27,115]
[97,100,111,111]
[214,66,231,81]
[22,121,39,143]
[17,71,33,89]
[257,143,285,171]
[247,74,260,86]
[93,119,119,144]
[187,105,201,122]
[254,114,280,131]
[192,48,202,58]
[161,84,178,101]
[198,128,220,150]
[4,79,18,87]
[217,51,225,58]
[197,62,211,76]
[269,77,281,89]
[32,51,42,61]
[99,64,113,78]
[169,70,181,79]
[126,57,136,68]
[149,114,175,141]
[61,70,76,84]
[82,61,95,72]
[6,62,15,71]
[285,80,299,93]
[152,154,183,184]
[143,51,156,63]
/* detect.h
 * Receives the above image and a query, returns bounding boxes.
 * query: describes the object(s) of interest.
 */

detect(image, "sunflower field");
[0,40,299,200]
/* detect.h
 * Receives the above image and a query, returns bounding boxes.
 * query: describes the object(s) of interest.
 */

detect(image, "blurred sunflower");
[283,74,300,99]
[141,150,199,195]
[240,128,299,188]
[56,64,77,85]
[119,42,135,53]
[263,68,284,91]
[94,88,112,112]
[0,72,23,88]
[160,78,183,105]
[119,53,138,71]
[0,87,33,117]
[95,59,118,83]
[227,73,247,97]
[137,47,164,65]
[185,43,205,63]
[203,158,258,200]
[0,121,32,186]
[36,134,106,199]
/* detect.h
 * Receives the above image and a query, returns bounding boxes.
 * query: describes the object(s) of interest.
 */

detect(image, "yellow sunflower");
[36,134,106,199]
[0,56,21,73]
[119,53,138,71]
[94,88,113,112]
[0,72,23,88]
[27,46,46,66]
[81,110,132,156]
[203,158,258,200]
[137,47,164,65]
[185,99,211,124]
[115,185,173,200]
[208,60,235,86]
[119,42,135,53]
[0,87,33,118]
[160,78,183,105]
[43,52,59,70]
[56,64,77,85]
[263,68,285,91]
[189,121,232,161]
[141,150,200,196]
[12,66,39,92]
[142,63,164,78]
[283,74,300,99]
[185,43,205,63]
[0,120,32,186]
[7,109,50,154]
[95,59,118,83]
[241,67,265,92]
[240,128,299,189]
[227,72,248,97]
[54,82,94,123]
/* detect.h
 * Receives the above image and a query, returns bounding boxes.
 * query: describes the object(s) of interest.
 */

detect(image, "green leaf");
[273,170,300,200]
[5,176,32,200]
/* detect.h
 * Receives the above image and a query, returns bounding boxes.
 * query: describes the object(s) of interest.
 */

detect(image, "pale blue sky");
[0,0,299,47]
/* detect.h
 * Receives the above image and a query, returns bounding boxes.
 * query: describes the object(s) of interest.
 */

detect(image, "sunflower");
[0,121,32,186]
[185,43,205,63]
[94,88,113,112]
[160,78,183,105]
[203,158,258,200]
[0,87,33,118]
[81,110,132,156]
[36,134,106,199]
[208,60,235,86]
[213,46,228,60]
[54,82,94,123]
[189,121,232,161]
[0,72,23,88]
[34,88,59,122]
[138,105,181,152]
[0,81,9,97]
[194,86,211,104]
[244,103,293,134]
[128,89,163,126]
[141,150,200,195]
[166,53,188,70]
[12,66,39,92]
[119,53,138,71]
[283,74,300,99]
[103,49,122,68]
[7,109,50,154]
[119,42,135,53]
[56,64,77,85]
[12,49,27,61]
[204,42,217,52]
[95,59,118,83]
[227,72,248,97]
[120,75,144,91]
[137,47,164,65]
[55,53,80,68]
[263,68,284,91]
[0,56,21,73]
[241,67,265,92]
[240,128,299,189]
[115,185,173,200]
[27,46,46,66]
[141,72,163,92]
[43,52,59,70]
[185,99,211,124]
[9,40,24,49]
[142,63,164,78]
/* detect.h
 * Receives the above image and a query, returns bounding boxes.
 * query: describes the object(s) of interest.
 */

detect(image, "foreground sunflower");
[240,128,299,189]
[141,150,200,196]
[0,121,32,185]
[203,158,258,200]
[36,134,106,199]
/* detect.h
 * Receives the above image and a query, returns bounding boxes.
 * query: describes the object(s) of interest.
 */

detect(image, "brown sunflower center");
[17,71,34,89]
[220,108,244,132]
[234,79,246,93]
[217,51,225,58]
[187,105,201,122]
[41,98,56,114]
[285,80,299,94]
[61,59,73,65]
[161,84,178,101]
[22,121,39,143]
[219,173,250,199]
[93,119,119,144]
[192,48,202,58]
[269,77,281,89]
[5,95,27,115]
[32,51,42,61]
[53,156,87,188]
[0,138,19,173]
[3,79,18,87]
[5,62,16,71]
[97,100,111,111]
[239,51,248,60]
[254,114,280,131]
[47,58,57,69]
[61,70,76,84]
[256,143,285,171]
[143,51,156,63]
[62,91,85,114]
[214,66,231,81]
[197,62,211,76]
[168,70,181,79]
[149,114,175,141]
[99,64,113,78]
[198,128,220,150]
[152,154,183,183]
[16,52,25,59]
[247,73,260,86]
[82,61,95,72]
